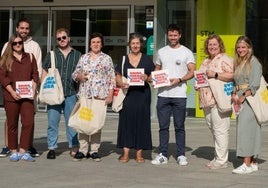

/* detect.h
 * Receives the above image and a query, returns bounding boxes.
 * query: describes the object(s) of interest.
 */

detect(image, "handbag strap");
[121,55,125,76]
[50,51,56,69]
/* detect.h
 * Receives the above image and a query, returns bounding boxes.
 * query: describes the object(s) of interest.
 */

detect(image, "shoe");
[206,159,216,167]
[119,156,129,163]
[209,161,228,170]
[90,152,102,162]
[0,147,11,158]
[20,153,35,162]
[73,152,87,161]
[251,163,258,172]
[177,155,188,166]
[10,152,20,162]
[27,146,40,157]
[136,157,145,163]
[47,150,56,159]
[151,153,168,165]
[232,163,253,174]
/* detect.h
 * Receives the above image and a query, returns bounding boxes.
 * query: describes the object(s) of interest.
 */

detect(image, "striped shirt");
[42,48,81,97]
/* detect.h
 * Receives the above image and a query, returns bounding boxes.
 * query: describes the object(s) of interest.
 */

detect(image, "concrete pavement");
[0,110,268,188]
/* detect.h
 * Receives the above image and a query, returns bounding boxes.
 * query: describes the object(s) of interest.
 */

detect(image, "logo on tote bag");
[43,76,56,89]
[79,107,93,121]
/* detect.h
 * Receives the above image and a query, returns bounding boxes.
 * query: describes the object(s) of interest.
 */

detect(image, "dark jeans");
[156,96,187,157]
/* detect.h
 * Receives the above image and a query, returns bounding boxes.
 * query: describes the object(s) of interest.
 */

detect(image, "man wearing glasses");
[41,28,81,159]
[0,18,42,158]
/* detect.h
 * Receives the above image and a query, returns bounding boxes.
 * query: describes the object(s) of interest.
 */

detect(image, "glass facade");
[0,0,267,115]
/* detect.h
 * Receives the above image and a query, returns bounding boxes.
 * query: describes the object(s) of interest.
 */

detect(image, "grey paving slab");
[0,110,267,188]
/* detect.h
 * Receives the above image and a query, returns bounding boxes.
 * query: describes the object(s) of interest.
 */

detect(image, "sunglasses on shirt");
[57,36,67,41]
[12,41,23,46]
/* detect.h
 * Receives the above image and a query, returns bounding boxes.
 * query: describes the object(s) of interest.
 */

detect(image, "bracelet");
[179,78,182,83]
[215,72,218,79]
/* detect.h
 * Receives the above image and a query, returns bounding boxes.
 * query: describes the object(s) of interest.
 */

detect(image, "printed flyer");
[151,69,170,88]
[194,70,209,88]
[16,81,33,98]
[127,68,144,86]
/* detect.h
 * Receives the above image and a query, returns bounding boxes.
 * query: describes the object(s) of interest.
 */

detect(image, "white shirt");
[155,45,195,98]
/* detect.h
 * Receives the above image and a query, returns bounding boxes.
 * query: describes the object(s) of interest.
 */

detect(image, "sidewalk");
[0,110,267,188]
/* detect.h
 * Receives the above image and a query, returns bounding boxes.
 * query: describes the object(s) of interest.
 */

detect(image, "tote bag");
[246,76,268,124]
[69,96,107,135]
[208,78,234,113]
[39,51,64,105]
[112,56,128,112]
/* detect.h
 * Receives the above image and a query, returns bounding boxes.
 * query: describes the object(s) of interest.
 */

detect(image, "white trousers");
[78,130,101,155]
[203,105,230,164]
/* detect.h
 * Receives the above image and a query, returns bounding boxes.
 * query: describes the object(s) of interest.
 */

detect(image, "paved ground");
[0,110,268,188]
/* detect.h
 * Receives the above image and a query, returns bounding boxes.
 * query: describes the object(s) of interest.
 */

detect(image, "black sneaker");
[90,152,102,162]
[27,146,40,157]
[0,147,10,158]
[47,150,56,159]
[73,152,87,161]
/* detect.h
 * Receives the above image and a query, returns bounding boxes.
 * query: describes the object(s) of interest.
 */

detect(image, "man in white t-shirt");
[0,18,42,158]
[151,24,196,166]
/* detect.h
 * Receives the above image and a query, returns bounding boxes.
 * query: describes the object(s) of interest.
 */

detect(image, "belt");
[235,84,248,91]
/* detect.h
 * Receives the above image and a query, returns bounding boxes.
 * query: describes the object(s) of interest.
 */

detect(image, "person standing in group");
[72,32,115,162]
[0,18,42,158]
[41,28,81,159]
[115,33,155,163]
[0,33,39,162]
[196,34,233,169]
[231,36,262,174]
[151,24,195,166]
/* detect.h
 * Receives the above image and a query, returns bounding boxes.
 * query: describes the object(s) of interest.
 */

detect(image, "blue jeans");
[47,95,79,150]
[157,97,187,157]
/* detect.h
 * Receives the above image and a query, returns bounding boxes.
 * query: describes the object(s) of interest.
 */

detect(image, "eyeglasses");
[12,41,23,46]
[57,36,67,41]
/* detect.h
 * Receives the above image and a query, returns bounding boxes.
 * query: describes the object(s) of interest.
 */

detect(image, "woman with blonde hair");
[196,34,233,169]
[231,36,262,174]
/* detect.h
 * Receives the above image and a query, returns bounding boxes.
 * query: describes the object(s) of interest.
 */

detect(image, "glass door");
[89,8,128,65]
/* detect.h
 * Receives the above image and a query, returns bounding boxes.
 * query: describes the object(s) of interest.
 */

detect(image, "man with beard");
[151,24,195,166]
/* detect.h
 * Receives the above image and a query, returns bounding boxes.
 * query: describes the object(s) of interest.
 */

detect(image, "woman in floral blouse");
[196,34,234,169]
[72,32,116,162]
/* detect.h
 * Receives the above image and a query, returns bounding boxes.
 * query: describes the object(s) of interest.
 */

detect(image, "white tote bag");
[39,51,64,105]
[112,56,128,112]
[246,76,268,124]
[69,95,107,135]
[208,78,234,113]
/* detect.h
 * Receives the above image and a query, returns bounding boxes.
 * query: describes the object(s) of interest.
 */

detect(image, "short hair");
[128,32,144,47]
[89,32,104,47]
[16,18,30,28]
[55,28,70,37]
[167,24,181,34]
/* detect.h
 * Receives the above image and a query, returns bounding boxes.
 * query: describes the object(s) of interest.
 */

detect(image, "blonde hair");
[0,33,24,72]
[203,34,225,58]
[233,36,253,76]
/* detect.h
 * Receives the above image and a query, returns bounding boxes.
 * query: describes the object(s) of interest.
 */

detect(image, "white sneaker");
[251,163,258,172]
[177,155,188,166]
[232,163,253,174]
[151,153,168,165]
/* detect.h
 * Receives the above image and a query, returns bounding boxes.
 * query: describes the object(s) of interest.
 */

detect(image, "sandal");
[119,156,129,163]
[135,157,145,163]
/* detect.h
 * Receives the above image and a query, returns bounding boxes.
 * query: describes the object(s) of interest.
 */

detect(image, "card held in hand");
[151,69,170,88]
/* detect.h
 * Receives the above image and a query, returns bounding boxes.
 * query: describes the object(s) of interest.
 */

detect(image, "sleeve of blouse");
[249,56,262,95]
[72,55,84,81]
